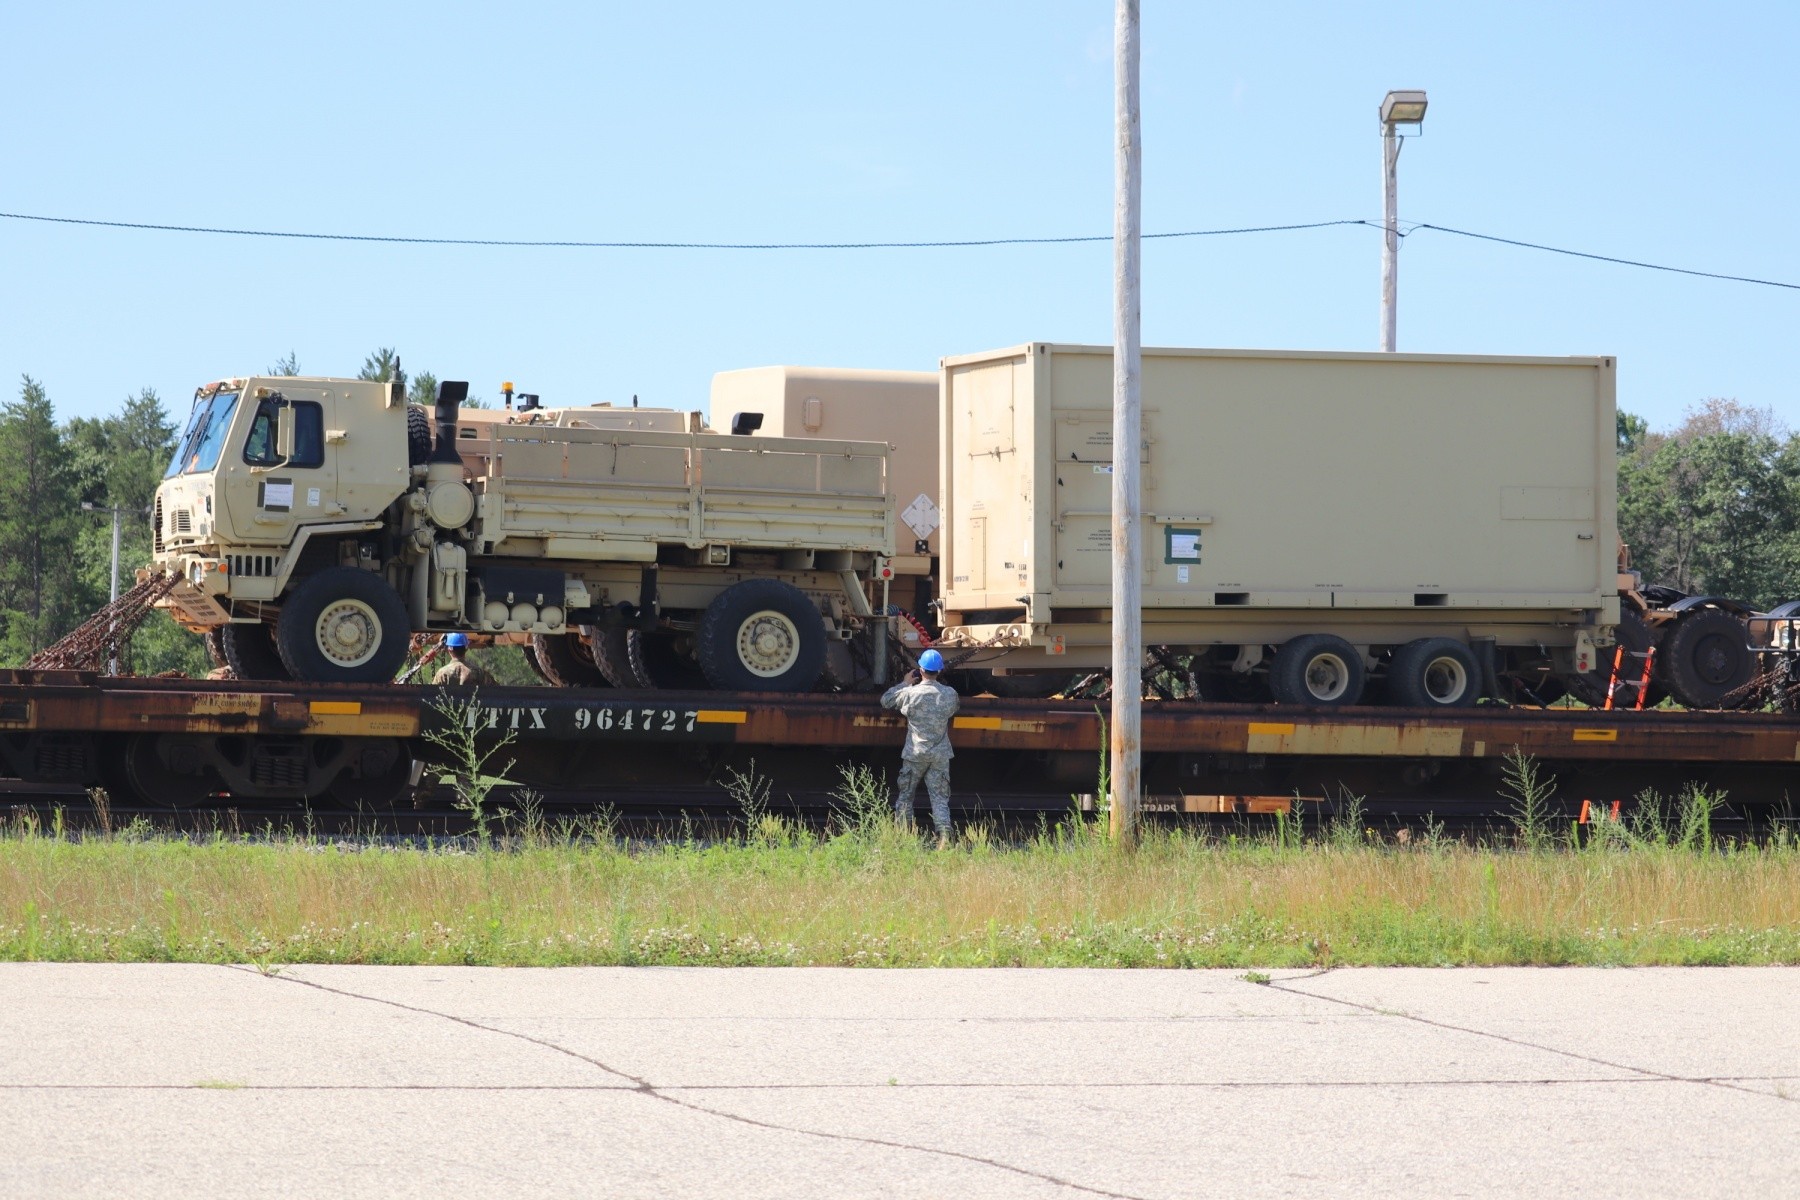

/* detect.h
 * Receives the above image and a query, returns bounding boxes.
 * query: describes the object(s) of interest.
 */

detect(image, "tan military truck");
[154,377,893,689]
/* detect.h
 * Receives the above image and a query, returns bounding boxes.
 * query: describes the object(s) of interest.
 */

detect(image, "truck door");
[222,385,335,551]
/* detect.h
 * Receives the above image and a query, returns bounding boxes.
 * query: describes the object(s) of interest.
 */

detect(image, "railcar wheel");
[220,622,291,681]
[529,631,610,688]
[103,735,215,806]
[324,740,414,809]
[697,579,826,693]
[275,568,411,684]
[1656,609,1756,709]
[1269,634,1365,707]
[1388,638,1481,708]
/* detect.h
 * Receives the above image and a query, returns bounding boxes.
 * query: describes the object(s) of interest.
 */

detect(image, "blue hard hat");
[444,632,469,649]
[918,649,945,672]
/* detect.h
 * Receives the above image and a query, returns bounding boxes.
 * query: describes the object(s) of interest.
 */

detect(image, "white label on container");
[263,482,294,508]
[1093,464,1112,475]
[307,487,321,507]
[900,493,940,539]
[1177,565,1190,583]
[1169,532,1201,560]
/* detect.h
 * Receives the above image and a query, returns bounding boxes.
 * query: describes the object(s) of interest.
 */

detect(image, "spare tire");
[1656,609,1755,709]
[407,405,432,466]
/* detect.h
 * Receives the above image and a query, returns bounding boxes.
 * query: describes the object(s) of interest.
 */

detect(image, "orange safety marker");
[1602,647,1626,711]
[1577,798,1592,824]
[1610,799,1622,819]
[1633,645,1657,711]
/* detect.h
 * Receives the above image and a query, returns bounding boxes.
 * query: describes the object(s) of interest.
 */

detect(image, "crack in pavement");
[1263,973,1799,1105]
[9,1075,1746,1092]
[231,966,1152,1200]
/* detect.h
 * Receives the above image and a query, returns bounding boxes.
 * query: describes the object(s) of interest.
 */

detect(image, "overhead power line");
[0,209,1362,249]
[0,207,1795,291]
[1405,223,1800,293]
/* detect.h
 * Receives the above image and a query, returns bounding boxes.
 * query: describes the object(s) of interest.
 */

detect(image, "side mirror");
[276,404,296,459]
[730,411,765,436]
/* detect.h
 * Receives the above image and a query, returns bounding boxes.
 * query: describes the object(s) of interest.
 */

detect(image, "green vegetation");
[1,780,1797,968]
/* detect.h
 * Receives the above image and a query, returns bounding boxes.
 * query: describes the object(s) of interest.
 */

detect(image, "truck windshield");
[165,392,241,477]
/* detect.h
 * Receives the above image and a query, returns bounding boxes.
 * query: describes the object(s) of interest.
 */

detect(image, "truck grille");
[228,554,278,578]
[174,509,193,534]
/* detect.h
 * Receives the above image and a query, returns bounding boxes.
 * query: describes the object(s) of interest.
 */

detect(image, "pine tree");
[0,376,79,660]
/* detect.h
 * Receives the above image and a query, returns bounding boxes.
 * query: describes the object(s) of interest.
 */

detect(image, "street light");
[1379,88,1428,352]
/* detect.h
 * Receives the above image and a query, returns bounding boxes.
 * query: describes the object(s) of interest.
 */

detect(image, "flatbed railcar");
[4,671,1800,816]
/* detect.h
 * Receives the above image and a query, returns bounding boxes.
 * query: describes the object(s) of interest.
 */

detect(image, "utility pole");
[1110,0,1142,844]
[1378,90,1428,352]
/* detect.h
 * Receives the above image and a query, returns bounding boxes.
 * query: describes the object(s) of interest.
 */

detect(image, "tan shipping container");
[939,343,1619,669]
[711,366,940,558]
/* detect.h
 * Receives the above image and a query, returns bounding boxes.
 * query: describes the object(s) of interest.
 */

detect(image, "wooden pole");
[1109,0,1142,844]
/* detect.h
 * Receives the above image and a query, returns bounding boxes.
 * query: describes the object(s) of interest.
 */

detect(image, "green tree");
[269,351,301,377]
[0,377,80,660]
[1617,399,1800,606]
[358,347,407,394]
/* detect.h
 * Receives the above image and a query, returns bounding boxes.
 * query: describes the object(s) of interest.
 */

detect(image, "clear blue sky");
[4,1,1795,431]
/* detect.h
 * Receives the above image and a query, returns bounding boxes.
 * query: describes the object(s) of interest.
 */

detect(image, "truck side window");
[244,400,325,468]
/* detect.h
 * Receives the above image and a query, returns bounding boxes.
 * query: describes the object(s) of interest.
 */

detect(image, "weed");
[1501,749,1557,851]
[831,762,890,838]
[1241,970,1272,985]
[422,689,517,844]
[1327,788,1367,849]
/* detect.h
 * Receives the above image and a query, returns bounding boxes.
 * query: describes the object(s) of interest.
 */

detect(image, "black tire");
[697,579,827,692]
[591,625,641,688]
[1388,638,1482,708]
[220,622,292,681]
[529,631,610,688]
[1268,634,1365,707]
[203,627,229,669]
[275,567,411,683]
[1656,609,1756,709]
[1561,611,1652,707]
[407,405,432,467]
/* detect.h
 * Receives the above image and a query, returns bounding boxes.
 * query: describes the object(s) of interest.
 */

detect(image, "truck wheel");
[529,631,610,688]
[203,628,229,669]
[1388,638,1481,707]
[698,579,826,692]
[275,568,411,683]
[1269,634,1365,706]
[407,405,432,466]
[220,623,292,681]
[1656,609,1755,709]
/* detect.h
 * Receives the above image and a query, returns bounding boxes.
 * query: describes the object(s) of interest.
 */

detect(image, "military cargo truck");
[154,377,892,689]
[936,343,1624,707]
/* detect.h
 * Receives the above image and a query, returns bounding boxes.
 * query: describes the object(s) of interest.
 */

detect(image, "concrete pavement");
[1,964,1796,1197]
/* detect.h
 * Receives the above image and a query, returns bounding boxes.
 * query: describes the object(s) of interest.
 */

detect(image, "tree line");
[0,349,468,671]
[1,368,1794,673]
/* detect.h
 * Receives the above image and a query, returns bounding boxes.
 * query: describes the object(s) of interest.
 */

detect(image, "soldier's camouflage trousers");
[893,755,952,837]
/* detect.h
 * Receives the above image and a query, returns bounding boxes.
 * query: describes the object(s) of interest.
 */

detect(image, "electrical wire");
[0,209,1363,249]
[1,206,1795,291]
[1405,223,1800,292]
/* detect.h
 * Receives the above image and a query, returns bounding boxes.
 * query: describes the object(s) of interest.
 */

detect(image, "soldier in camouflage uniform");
[880,648,959,840]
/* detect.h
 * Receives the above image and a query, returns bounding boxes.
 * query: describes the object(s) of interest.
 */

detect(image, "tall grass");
[1,792,1797,968]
